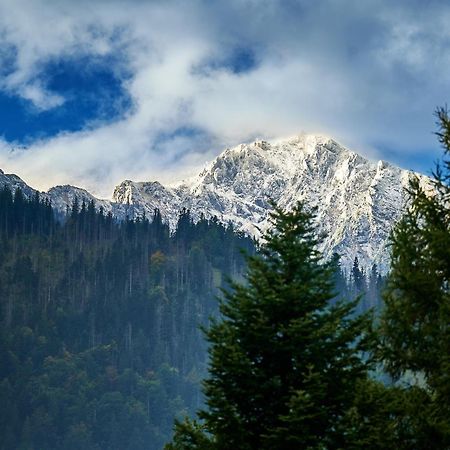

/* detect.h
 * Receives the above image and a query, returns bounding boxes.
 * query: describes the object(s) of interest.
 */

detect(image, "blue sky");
[0,56,132,142]
[0,0,448,197]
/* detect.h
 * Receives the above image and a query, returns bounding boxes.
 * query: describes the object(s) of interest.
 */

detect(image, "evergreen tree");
[350,256,367,314]
[0,185,254,450]
[367,264,382,310]
[379,107,450,448]
[167,202,375,449]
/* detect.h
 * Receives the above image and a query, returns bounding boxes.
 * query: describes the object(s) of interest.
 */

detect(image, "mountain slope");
[1,170,130,220]
[112,135,426,273]
[0,168,39,198]
[0,134,428,273]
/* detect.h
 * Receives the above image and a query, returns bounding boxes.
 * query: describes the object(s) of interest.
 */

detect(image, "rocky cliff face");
[1,134,428,273]
[112,135,426,272]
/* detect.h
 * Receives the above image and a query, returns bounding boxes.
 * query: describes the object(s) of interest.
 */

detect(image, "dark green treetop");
[379,107,450,448]
[166,202,375,450]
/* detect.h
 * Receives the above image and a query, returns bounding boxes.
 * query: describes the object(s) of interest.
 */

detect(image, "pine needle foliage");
[167,202,375,449]
[380,107,450,448]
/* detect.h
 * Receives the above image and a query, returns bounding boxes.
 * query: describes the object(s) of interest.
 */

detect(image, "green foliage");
[167,202,377,449]
[165,419,213,450]
[0,190,254,450]
[380,107,450,448]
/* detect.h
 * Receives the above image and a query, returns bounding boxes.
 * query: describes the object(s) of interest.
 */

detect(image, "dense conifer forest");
[166,110,450,450]
[0,185,384,449]
[0,187,257,450]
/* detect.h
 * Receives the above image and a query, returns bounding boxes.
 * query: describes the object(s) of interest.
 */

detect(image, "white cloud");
[21,83,65,110]
[0,0,448,197]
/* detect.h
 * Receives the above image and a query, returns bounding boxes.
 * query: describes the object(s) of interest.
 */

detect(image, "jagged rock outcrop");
[112,135,428,273]
[1,134,429,273]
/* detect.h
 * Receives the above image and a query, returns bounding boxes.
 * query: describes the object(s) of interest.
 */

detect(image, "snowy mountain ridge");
[0,134,429,273]
[112,134,427,273]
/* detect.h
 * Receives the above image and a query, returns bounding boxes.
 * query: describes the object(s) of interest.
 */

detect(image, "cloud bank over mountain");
[0,0,448,196]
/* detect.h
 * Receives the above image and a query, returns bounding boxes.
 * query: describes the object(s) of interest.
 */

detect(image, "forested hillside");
[0,186,256,450]
[0,186,384,450]
[166,109,450,450]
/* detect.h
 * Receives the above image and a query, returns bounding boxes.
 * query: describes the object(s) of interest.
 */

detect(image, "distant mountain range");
[0,134,429,273]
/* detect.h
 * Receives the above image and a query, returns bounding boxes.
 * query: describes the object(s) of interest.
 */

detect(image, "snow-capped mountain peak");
[111,134,426,273]
[0,133,429,274]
